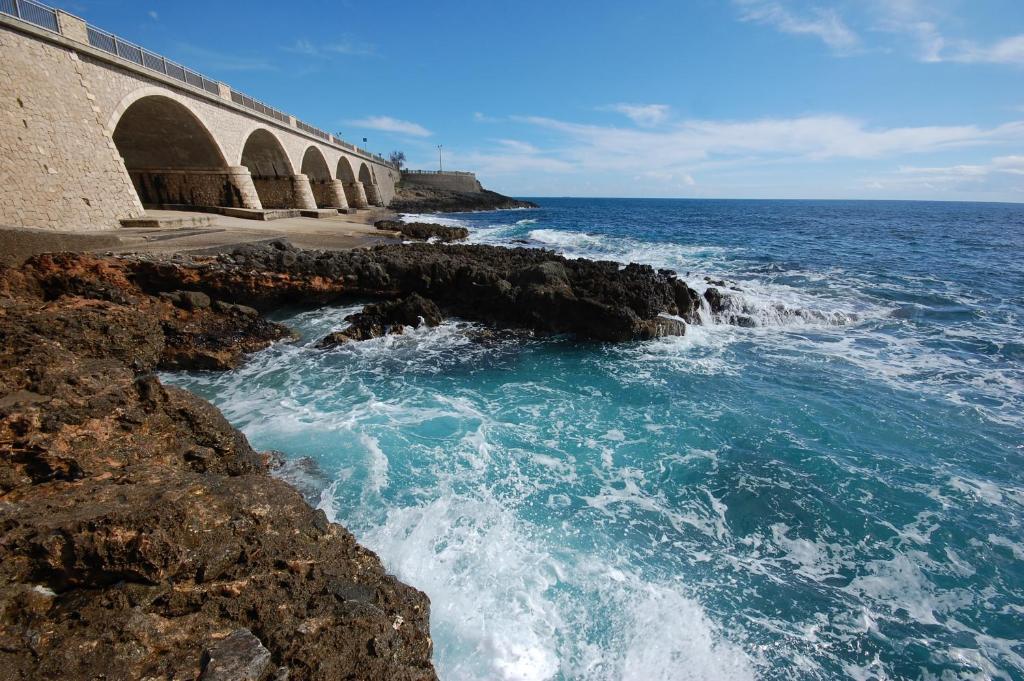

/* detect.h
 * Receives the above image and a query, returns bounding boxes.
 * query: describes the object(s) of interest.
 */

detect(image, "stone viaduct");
[0,1,399,232]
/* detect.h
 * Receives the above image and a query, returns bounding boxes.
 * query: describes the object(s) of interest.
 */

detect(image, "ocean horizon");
[166,197,1024,680]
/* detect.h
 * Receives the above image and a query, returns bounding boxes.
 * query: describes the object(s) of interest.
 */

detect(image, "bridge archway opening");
[337,157,356,183]
[112,95,235,209]
[301,147,335,208]
[337,157,367,208]
[358,162,381,206]
[241,129,297,209]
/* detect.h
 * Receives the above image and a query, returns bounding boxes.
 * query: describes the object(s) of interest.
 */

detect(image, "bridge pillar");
[290,174,318,211]
[344,181,370,209]
[363,182,383,207]
[327,180,350,210]
[227,166,263,210]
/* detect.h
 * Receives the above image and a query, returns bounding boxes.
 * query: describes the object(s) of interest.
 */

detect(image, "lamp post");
[437,144,443,172]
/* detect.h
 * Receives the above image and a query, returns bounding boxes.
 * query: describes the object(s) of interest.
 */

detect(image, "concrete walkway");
[108,208,400,255]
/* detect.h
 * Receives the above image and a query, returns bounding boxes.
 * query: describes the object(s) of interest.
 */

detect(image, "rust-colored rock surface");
[0,255,437,681]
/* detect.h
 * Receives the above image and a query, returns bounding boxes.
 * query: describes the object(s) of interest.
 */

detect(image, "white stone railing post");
[55,11,89,43]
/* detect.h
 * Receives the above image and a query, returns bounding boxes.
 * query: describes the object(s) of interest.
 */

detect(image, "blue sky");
[50,0,1024,201]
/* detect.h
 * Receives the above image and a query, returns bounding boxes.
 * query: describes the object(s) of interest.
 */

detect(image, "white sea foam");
[355,488,758,681]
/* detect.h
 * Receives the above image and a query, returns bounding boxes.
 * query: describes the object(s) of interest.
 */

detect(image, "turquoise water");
[167,199,1024,680]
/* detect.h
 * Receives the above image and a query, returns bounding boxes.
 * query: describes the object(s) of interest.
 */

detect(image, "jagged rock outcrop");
[0,258,438,681]
[126,240,703,342]
[319,293,443,345]
[374,220,469,242]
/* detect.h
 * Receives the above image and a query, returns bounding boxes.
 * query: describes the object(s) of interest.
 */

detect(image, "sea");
[165,198,1024,681]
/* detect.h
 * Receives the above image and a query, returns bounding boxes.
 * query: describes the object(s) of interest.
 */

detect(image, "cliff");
[0,254,437,681]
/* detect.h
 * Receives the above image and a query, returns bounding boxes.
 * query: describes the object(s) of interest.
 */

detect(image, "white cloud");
[148,10,158,20]
[872,2,1024,66]
[515,114,1024,172]
[285,38,375,57]
[950,34,1024,66]
[347,116,432,137]
[864,155,1024,196]
[496,139,541,154]
[734,0,859,53]
[601,103,671,127]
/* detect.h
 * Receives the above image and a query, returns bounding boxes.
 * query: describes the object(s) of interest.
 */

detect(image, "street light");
[437,144,443,172]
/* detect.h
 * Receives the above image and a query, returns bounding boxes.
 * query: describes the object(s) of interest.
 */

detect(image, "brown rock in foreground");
[0,260,437,680]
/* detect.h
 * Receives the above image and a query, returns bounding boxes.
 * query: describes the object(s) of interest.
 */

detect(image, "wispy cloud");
[515,114,1024,170]
[347,116,432,137]
[285,38,375,58]
[147,10,158,21]
[948,35,1024,66]
[874,2,1024,66]
[734,0,859,53]
[863,155,1024,195]
[600,103,671,127]
[496,139,542,154]
[174,43,276,72]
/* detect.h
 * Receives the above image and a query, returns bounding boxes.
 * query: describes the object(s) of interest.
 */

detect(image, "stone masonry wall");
[252,177,298,210]
[400,172,482,194]
[1,18,398,231]
[130,168,257,209]
[0,28,141,231]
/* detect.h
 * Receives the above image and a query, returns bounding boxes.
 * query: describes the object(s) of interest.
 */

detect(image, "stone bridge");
[0,2,399,232]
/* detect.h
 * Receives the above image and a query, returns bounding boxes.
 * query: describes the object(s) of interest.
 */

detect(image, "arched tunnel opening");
[300,147,338,209]
[337,156,368,208]
[358,162,382,206]
[113,95,243,209]
[240,129,297,209]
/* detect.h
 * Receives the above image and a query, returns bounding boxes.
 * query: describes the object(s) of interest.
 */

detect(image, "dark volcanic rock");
[388,185,537,213]
[199,629,274,681]
[319,293,443,346]
[0,259,438,681]
[704,286,725,314]
[374,220,470,242]
[130,241,701,342]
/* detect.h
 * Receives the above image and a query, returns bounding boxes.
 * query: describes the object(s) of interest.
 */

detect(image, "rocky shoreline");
[387,185,538,213]
[0,239,749,680]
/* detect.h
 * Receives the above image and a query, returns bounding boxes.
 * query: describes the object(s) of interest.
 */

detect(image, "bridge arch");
[337,156,357,183]
[109,91,243,208]
[300,146,338,209]
[240,128,301,209]
[337,156,367,208]
[358,161,382,206]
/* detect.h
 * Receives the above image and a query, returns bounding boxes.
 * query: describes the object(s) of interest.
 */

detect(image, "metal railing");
[0,0,58,32]
[230,90,289,124]
[86,25,220,95]
[1,0,397,169]
[296,119,330,142]
[403,169,476,176]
